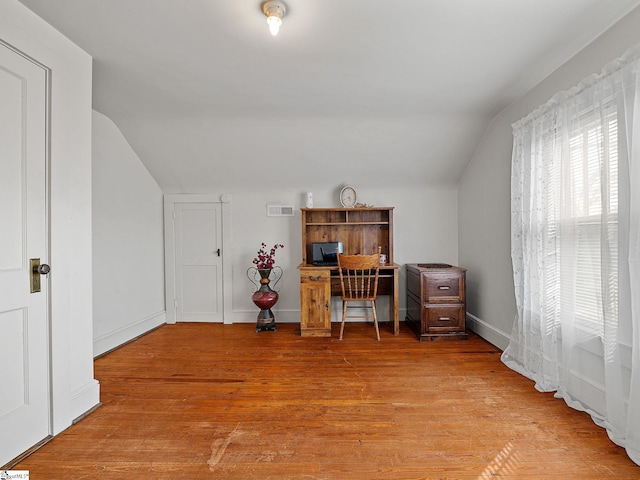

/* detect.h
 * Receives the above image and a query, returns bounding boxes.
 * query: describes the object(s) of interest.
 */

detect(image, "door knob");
[37,263,51,275]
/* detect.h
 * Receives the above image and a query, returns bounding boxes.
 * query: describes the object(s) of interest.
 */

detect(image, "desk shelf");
[300,207,394,265]
[305,222,388,226]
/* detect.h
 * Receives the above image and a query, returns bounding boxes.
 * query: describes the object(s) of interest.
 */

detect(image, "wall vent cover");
[267,204,295,216]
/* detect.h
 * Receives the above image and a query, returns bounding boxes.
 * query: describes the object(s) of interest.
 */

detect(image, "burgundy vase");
[250,268,279,332]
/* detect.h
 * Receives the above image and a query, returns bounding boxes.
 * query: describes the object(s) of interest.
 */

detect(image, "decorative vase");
[247,267,282,332]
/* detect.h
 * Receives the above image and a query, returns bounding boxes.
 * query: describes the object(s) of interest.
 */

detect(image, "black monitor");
[311,241,343,266]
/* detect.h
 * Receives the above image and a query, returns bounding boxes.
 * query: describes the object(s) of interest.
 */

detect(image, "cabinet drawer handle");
[308,275,322,281]
[438,286,450,290]
[438,317,451,321]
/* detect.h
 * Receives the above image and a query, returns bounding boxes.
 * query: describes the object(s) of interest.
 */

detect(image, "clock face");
[340,186,357,208]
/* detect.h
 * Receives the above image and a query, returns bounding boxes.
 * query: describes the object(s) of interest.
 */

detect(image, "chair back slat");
[336,247,381,301]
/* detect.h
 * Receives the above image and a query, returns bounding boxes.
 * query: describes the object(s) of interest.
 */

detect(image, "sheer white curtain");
[503,44,640,465]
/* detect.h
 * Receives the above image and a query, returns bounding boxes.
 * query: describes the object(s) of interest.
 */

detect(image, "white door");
[171,202,223,322]
[0,43,50,466]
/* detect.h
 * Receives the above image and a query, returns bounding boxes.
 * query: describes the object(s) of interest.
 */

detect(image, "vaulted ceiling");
[18,0,640,191]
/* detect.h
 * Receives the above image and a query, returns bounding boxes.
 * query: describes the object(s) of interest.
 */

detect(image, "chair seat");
[341,295,376,301]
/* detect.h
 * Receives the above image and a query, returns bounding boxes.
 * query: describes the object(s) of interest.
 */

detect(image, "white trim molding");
[93,310,166,357]
[466,312,510,351]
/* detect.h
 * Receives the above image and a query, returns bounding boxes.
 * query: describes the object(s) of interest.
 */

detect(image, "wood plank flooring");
[13,322,640,479]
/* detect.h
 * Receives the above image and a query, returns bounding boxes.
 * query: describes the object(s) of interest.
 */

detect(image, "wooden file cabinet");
[405,263,468,341]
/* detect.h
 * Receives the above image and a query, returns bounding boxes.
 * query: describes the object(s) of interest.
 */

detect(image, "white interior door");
[0,43,50,466]
[172,202,223,322]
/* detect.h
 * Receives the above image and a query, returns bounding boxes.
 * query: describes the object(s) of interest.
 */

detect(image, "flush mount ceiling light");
[262,0,287,36]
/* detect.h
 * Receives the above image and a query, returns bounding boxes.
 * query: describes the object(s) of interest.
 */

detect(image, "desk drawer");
[300,270,330,283]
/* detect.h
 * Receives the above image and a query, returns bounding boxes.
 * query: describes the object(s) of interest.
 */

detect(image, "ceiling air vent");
[266,204,295,217]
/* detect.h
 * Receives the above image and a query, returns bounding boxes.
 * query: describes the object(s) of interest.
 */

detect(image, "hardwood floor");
[13,322,640,479]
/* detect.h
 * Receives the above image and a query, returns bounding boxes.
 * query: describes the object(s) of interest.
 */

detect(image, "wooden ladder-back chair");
[336,246,382,340]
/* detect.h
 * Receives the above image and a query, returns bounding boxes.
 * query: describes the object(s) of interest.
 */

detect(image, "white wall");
[92,111,165,356]
[458,6,640,349]
[1,0,99,434]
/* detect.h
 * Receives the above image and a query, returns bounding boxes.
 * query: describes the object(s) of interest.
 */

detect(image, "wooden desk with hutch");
[298,207,399,337]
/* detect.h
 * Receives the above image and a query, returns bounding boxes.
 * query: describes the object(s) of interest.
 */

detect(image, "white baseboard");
[51,379,101,435]
[69,379,101,423]
[230,306,405,325]
[93,310,166,357]
[466,312,510,351]
[230,309,303,324]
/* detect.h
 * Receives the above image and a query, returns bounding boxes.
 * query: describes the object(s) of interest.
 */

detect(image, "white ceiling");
[17,0,640,191]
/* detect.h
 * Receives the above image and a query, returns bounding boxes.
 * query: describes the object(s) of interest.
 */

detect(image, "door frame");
[164,194,233,324]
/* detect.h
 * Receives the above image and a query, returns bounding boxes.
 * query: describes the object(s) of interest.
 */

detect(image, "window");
[547,105,618,337]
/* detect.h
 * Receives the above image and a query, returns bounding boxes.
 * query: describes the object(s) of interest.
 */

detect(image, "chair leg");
[371,301,380,341]
[339,300,347,340]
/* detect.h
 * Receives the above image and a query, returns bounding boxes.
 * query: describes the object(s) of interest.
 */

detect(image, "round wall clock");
[339,185,357,208]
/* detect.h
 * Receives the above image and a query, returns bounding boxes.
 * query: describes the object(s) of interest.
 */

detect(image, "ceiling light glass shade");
[262,1,286,36]
[267,15,282,36]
